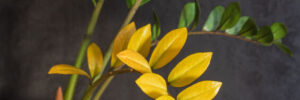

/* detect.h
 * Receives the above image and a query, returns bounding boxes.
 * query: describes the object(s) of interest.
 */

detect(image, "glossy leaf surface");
[254,26,273,44]
[219,2,241,30]
[149,28,188,69]
[117,50,151,73]
[136,73,168,99]
[168,52,213,87]
[191,0,201,30]
[178,2,196,28]
[48,64,90,78]
[177,81,222,100]
[271,22,287,40]
[226,16,249,35]
[238,17,257,37]
[127,24,151,57]
[111,22,136,68]
[203,6,224,31]
[87,43,103,78]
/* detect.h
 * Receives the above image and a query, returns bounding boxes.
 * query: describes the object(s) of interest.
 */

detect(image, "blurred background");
[0,0,299,100]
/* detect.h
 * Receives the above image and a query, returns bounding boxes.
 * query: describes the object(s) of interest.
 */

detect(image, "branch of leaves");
[175,1,291,56]
[48,42,105,83]
[114,23,222,99]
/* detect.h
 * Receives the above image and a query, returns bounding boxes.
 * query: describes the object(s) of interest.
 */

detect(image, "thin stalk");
[64,1,105,100]
[83,0,143,100]
[82,68,136,100]
[92,76,114,100]
[189,31,263,45]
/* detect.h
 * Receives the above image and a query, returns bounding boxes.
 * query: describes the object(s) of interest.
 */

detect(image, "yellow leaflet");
[111,22,136,68]
[127,24,151,57]
[168,52,213,87]
[117,50,151,73]
[149,28,188,69]
[136,73,168,99]
[48,64,90,78]
[87,43,103,78]
[177,81,222,100]
[55,86,63,100]
[156,95,175,100]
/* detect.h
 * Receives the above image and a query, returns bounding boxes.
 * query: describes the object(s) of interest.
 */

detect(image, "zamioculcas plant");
[48,0,291,100]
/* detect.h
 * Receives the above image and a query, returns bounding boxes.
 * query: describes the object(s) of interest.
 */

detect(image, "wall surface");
[0,0,300,100]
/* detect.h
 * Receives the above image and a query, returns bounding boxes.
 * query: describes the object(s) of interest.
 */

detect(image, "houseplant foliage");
[48,0,291,100]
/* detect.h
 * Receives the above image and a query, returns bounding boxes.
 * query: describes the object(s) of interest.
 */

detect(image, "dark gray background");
[1,0,299,100]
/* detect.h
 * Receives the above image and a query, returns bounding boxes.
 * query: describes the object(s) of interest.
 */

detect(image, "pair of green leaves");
[178,0,201,30]
[203,2,240,31]
[202,2,291,56]
[48,43,105,80]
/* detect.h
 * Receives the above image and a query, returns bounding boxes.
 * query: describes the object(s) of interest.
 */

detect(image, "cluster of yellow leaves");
[116,23,222,100]
[48,43,104,80]
[47,22,223,100]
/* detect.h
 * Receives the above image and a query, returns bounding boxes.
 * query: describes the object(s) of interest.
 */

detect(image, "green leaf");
[226,16,249,35]
[178,2,196,28]
[152,10,161,41]
[273,41,292,56]
[238,18,258,37]
[126,0,150,9]
[271,22,288,40]
[191,0,201,30]
[202,6,225,31]
[218,2,241,30]
[254,26,273,44]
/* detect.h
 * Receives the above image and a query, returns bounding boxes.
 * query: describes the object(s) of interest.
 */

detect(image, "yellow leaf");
[127,24,151,57]
[136,73,168,99]
[111,22,136,68]
[149,28,188,69]
[156,95,175,100]
[168,52,213,87]
[48,64,90,78]
[117,50,151,73]
[177,81,222,100]
[55,86,63,100]
[87,43,103,78]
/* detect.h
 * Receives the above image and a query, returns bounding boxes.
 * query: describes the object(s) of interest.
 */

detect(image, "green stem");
[64,1,105,100]
[93,76,114,100]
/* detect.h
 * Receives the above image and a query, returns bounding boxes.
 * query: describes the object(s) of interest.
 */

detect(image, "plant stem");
[120,0,142,28]
[82,68,136,100]
[93,76,114,100]
[64,1,105,100]
[82,0,143,100]
[189,31,263,45]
